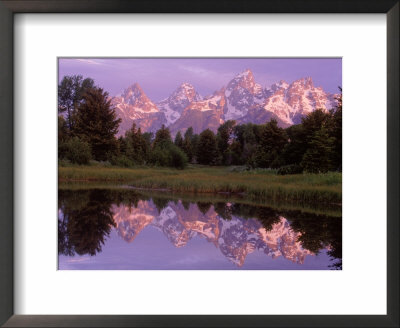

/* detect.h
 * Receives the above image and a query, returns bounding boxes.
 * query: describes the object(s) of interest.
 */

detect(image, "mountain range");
[112,200,313,267]
[111,69,338,136]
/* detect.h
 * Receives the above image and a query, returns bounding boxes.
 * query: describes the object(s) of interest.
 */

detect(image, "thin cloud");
[179,64,233,81]
[75,59,103,65]
[66,256,91,263]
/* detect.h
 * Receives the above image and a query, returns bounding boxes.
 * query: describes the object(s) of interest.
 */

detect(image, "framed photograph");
[0,0,398,327]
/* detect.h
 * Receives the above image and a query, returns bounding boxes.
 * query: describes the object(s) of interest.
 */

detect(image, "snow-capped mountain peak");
[226,69,260,94]
[112,71,338,136]
[168,82,202,105]
[119,82,159,113]
[266,80,290,94]
[157,82,202,125]
[261,76,337,125]
[292,76,313,89]
[111,82,165,135]
[223,69,265,121]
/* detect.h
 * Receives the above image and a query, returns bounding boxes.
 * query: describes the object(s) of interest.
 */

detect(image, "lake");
[58,187,342,270]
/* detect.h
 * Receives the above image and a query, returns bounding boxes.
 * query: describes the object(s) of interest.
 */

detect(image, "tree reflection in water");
[58,189,342,269]
[283,211,342,269]
[58,190,116,256]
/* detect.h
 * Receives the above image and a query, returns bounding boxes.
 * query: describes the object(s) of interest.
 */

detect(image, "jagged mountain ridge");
[157,83,202,125]
[111,200,313,267]
[112,83,166,133]
[111,69,338,136]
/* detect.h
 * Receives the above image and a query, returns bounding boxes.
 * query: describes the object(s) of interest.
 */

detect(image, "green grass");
[58,165,342,204]
[58,183,342,217]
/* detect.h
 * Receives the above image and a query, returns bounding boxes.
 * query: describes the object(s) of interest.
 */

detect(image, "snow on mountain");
[169,70,269,134]
[224,69,265,121]
[114,83,159,116]
[169,88,227,134]
[112,70,338,136]
[157,83,202,125]
[111,83,166,135]
[262,77,337,125]
[265,80,290,98]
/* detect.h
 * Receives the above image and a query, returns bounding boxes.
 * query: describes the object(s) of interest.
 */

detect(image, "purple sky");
[58,58,342,102]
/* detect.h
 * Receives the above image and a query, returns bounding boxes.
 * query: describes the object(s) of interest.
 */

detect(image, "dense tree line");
[116,123,188,169]
[166,90,341,173]
[58,75,341,173]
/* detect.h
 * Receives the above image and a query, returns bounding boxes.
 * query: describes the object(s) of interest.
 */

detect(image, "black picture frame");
[0,0,398,327]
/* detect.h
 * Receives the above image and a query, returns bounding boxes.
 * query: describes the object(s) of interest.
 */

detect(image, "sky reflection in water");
[58,189,341,270]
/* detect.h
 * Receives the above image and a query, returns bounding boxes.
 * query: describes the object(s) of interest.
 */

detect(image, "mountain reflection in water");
[58,189,342,270]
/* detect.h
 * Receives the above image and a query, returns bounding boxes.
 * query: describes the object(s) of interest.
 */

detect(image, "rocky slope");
[111,83,166,135]
[156,83,202,125]
[111,70,338,136]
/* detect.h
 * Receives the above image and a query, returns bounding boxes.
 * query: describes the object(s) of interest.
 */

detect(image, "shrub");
[63,137,92,165]
[58,141,69,160]
[149,146,172,167]
[277,164,303,175]
[110,155,134,168]
[169,144,188,169]
[149,144,188,169]
[89,160,112,167]
[58,158,71,167]
[271,156,285,169]
[253,149,277,168]
[227,166,248,172]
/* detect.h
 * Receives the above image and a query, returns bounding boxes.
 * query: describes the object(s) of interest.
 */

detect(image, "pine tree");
[58,115,69,160]
[125,123,149,164]
[182,137,193,162]
[58,75,95,130]
[254,119,288,168]
[182,127,194,161]
[280,124,307,166]
[230,140,243,165]
[118,136,127,155]
[197,129,218,165]
[153,124,172,149]
[191,134,200,161]
[217,120,236,153]
[326,87,342,171]
[174,131,184,149]
[217,120,236,165]
[72,87,121,161]
[301,109,329,143]
[58,116,68,144]
[233,123,260,165]
[184,127,194,140]
[301,127,335,173]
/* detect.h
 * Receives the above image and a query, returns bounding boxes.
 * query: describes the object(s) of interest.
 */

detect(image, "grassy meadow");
[58,164,342,205]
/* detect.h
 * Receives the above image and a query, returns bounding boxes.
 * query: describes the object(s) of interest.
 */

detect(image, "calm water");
[58,188,342,270]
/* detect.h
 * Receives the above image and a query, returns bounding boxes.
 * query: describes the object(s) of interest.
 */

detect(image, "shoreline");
[58,165,342,205]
